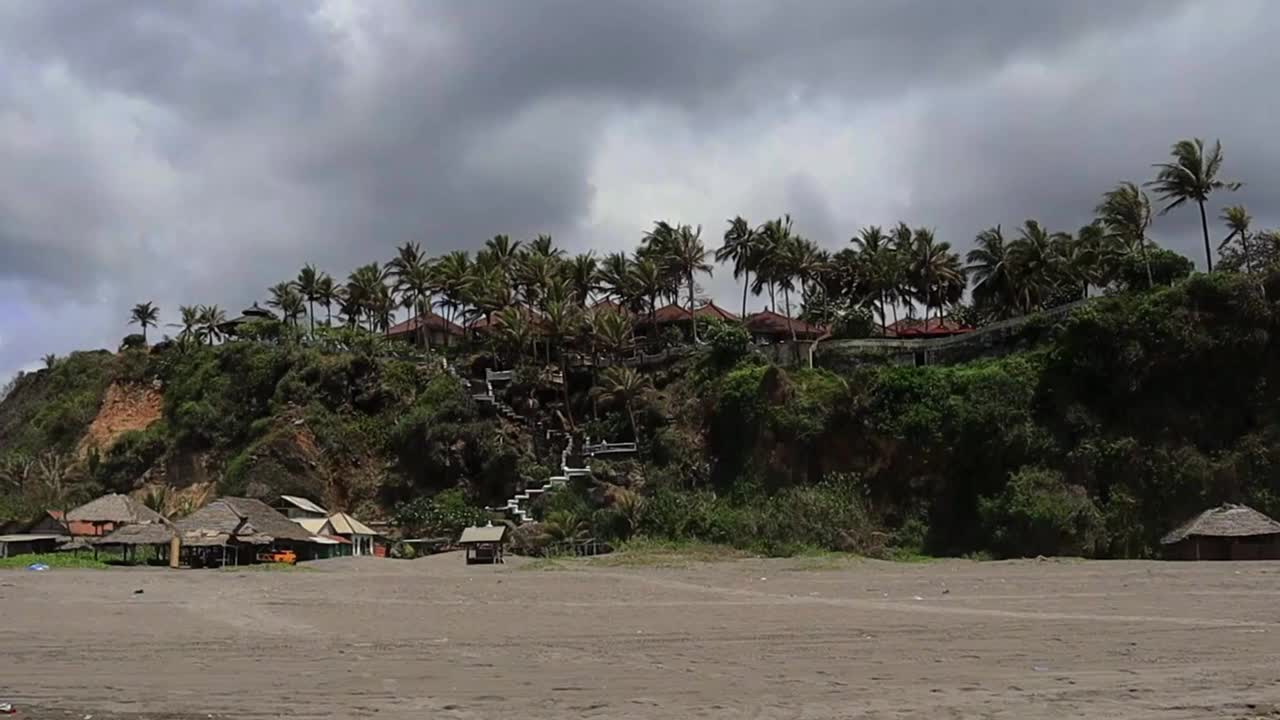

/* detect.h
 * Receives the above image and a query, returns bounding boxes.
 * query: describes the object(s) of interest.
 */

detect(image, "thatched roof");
[93,522,176,547]
[177,497,315,545]
[1161,504,1280,544]
[66,494,167,525]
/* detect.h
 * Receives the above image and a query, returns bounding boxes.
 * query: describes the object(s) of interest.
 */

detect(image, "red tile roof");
[885,317,974,337]
[641,301,738,325]
[45,510,97,536]
[590,299,633,316]
[386,312,465,338]
[744,310,827,340]
[471,307,551,334]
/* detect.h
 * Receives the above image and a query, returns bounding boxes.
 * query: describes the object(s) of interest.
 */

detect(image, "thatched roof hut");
[177,497,314,546]
[65,494,166,535]
[1161,503,1280,560]
[92,522,176,548]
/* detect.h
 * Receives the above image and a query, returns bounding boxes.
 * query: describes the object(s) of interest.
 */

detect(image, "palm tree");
[910,229,966,322]
[129,302,160,343]
[967,225,1017,319]
[598,252,632,303]
[528,233,564,260]
[295,264,322,335]
[542,298,581,427]
[315,274,339,327]
[851,226,897,332]
[540,510,591,545]
[648,222,712,342]
[592,307,634,362]
[718,216,759,318]
[564,253,600,306]
[1147,138,1241,272]
[1097,182,1155,289]
[485,234,522,267]
[516,251,558,310]
[346,263,389,330]
[1053,230,1098,301]
[629,257,664,327]
[1219,205,1254,274]
[433,251,473,344]
[493,305,534,366]
[170,304,202,347]
[1008,220,1066,313]
[267,282,306,328]
[41,353,58,369]
[592,366,652,442]
[197,305,226,345]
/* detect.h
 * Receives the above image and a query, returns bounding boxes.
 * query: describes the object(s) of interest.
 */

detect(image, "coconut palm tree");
[629,257,664,327]
[663,223,713,342]
[1096,181,1155,289]
[967,225,1017,319]
[528,233,564,260]
[1219,205,1254,274]
[851,226,897,332]
[718,216,759,318]
[485,234,522,273]
[598,252,632,304]
[592,366,652,442]
[592,307,634,362]
[395,260,434,348]
[314,273,338,328]
[169,304,202,348]
[564,252,600,306]
[542,298,581,426]
[346,263,389,330]
[197,305,226,345]
[432,252,473,342]
[516,251,558,310]
[129,301,160,343]
[295,264,322,335]
[1053,229,1099,301]
[1008,220,1066,313]
[493,305,534,366]
[907,229,963,322]
[1147,138,1241,272]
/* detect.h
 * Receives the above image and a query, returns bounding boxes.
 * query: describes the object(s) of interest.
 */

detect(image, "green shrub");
[394,488,489,538]
[978,466,1103,558]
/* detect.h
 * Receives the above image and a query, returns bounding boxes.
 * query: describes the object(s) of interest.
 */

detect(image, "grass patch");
[0,553,110,570]
[588,538,750,568]
[885,547,942,563]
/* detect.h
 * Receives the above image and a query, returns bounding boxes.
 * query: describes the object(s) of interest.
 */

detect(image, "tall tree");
[197,305,226,346]
[432,251,473,344]
[129,301,160,343]
[1219,205,1254,275]
[315,274,338,327]
[967,225,1017,319]
[598,252,632,304]
[295,264,322,335]
[591,366,652,443]
[653,223,712,343]
[542,298,581,427]
[493,306,534,367]
[1097,182,1155,289]
[528,233,564,260]
[564,252,600,306]
[851,226,897,333]
[1008,220,1066,313]
[169,305,202,348]
[718,216,759,318]
[1147,138,1241,272]
[629,257,664,327]
[910,229,964,322]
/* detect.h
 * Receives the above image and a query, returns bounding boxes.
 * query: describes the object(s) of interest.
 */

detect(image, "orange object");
[255,549,297,565]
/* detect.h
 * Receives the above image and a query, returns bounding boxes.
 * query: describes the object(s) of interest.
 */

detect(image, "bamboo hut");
[91,522,177,563]
[176,497,319,565]
[1161,503,1280,560]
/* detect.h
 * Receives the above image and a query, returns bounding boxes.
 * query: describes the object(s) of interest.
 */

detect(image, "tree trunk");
[783,286,797,342]
[1139,237,1154,289]
[559,344,574,430]
[308,300,315,336]
[880,291,887,335]
[1199,200,1213,273]
[688,271,698,343]
[741,270,750,318]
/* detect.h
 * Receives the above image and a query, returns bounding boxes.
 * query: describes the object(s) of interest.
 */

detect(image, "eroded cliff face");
[78,382,164,457]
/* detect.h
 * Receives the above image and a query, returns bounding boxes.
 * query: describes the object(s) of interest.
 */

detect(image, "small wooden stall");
[91,523,177,564]
[0,534,63,558]
[459,524,507,565]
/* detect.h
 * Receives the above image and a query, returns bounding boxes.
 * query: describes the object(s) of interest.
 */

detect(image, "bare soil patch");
[78,382,162,456]
[2,555,1279,719]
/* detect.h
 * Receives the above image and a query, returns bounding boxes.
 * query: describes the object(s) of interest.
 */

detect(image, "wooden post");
[169,536,181,569]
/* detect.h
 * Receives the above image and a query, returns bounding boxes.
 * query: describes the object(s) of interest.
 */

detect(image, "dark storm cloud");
[0,0,1275,378]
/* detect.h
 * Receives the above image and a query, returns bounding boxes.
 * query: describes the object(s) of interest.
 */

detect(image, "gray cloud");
[1,0,1276,379]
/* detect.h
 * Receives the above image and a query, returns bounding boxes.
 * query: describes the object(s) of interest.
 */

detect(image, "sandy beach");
[2,554,1279,719]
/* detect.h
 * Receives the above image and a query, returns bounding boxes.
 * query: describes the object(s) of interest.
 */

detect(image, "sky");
[1,0,1278,381]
